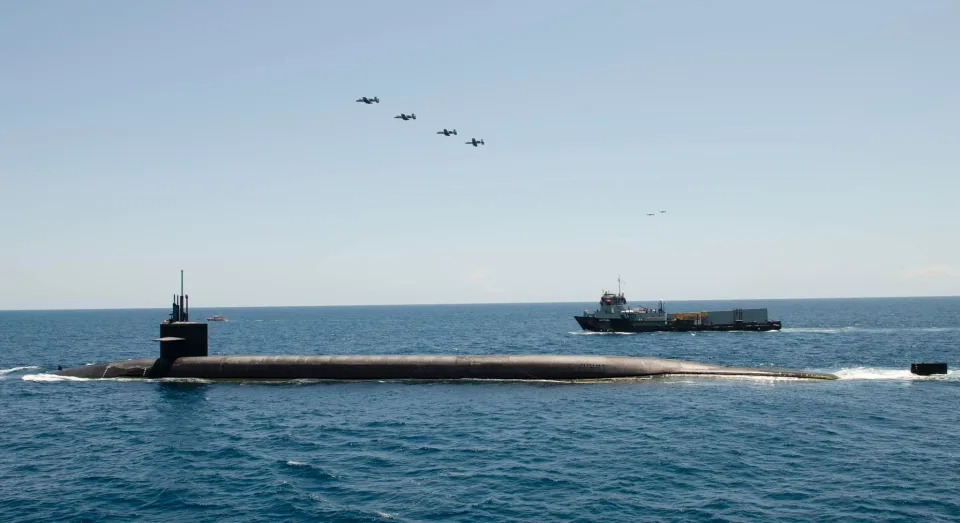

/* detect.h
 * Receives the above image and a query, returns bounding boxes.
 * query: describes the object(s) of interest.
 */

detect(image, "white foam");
[835,367,958,380]
[22,373,90,382]
[784,326,960,335]
[782,327,856,334]
[568,331,638,336]
[286,461,306,467]
[0,366,40,378]
[154,377,213,384]
[22,374,217,384]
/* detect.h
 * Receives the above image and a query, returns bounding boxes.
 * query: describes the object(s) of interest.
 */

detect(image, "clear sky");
[1,1,958,309]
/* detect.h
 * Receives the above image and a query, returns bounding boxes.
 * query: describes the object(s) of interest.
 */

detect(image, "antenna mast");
[168,269,189,323]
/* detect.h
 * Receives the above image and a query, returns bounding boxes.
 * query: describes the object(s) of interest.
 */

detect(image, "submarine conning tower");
[156,270,207,359]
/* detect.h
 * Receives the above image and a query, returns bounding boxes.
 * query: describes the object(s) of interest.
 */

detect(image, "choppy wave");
[835,367,958,380]
[7,300,960,521]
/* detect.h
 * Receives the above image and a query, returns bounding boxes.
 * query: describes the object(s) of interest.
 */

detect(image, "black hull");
[575,316,782,333]
[55,354,834,380]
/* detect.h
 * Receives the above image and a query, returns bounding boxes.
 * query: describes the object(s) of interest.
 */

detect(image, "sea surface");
[2,297,959,521]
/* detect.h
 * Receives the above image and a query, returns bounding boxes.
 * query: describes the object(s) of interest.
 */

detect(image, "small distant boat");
[206,315,228,322]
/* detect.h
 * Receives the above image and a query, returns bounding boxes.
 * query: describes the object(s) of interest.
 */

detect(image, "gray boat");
[575,283,781,333]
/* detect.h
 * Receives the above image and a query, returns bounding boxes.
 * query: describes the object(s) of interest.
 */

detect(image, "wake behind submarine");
[55,278,837,381]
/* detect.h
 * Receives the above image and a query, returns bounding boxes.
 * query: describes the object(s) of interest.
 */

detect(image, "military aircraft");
[659,210,667,214]
[646,213,655,216]
[356,96,379,104]
[436,129,458,136]
[394,113,416,120]
[465,138,485,147]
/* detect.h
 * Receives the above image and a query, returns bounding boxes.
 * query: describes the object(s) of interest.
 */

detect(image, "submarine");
[56,354,837,380]
[55,276,836,381]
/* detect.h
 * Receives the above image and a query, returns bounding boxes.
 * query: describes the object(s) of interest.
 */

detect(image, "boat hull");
[574,316,782,333]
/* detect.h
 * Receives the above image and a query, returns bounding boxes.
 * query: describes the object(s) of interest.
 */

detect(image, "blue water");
[2,298,959,521]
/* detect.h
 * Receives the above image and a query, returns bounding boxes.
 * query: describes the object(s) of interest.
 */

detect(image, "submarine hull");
[56,354,836,380]
[574,316,782,333]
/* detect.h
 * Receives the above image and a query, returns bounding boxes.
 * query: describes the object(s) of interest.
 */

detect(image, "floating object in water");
[206,315,228,322]
[910,362,948,376]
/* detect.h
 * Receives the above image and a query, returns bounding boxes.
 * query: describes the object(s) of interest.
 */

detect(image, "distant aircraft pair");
[356,96,414,120]
[397,120,484,146]
[645,211,667,216]
[438,129,484,147]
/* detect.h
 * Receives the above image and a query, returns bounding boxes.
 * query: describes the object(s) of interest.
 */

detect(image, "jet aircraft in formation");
[358,96,483,148]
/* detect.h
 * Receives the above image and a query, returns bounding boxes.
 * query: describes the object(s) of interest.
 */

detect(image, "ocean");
[2,297,959,521]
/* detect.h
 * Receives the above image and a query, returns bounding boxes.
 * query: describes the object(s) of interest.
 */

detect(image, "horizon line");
[2,294,959,313]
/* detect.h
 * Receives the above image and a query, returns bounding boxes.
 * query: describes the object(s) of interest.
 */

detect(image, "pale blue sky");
[1,1,958,309]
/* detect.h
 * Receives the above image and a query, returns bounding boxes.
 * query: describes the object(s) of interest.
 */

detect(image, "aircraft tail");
[412,114,416,119]
[453,129,457,135]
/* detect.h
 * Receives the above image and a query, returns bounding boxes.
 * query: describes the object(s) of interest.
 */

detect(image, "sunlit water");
[2,298,959,521]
